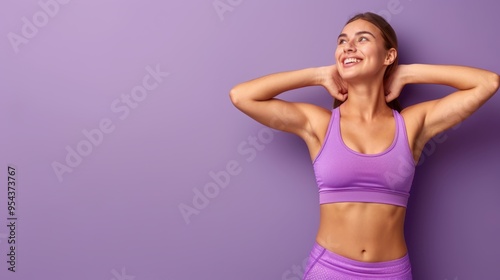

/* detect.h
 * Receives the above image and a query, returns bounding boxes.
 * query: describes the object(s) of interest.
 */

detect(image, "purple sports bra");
[312,107,416,207]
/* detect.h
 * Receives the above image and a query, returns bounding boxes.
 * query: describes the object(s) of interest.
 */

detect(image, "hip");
[303,241,412,280]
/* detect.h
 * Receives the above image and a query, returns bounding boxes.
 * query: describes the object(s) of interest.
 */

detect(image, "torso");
[316,202,407,262]
[303,104,425,262]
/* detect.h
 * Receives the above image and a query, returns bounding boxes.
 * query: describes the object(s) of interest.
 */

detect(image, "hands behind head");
[319,64,407,103]
[384,65,407,103]
[319,65,348,102]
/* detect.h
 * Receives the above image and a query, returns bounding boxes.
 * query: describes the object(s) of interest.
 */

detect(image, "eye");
[338,39,347,45]
[358,36,368,42]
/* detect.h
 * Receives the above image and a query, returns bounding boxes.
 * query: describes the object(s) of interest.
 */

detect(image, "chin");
[339,71,361,82]
[341,68,377,84]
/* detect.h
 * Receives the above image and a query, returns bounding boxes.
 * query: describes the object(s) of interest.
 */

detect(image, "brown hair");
[333,12,402,112]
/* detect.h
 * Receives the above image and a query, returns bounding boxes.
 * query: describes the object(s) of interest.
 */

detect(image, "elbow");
[491,73,500,94]
[479,72,500,97]
[230,85,250,110]
[229,86,240,107]
[230,84,258,109]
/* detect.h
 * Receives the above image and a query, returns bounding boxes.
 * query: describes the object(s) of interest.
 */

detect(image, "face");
[335,19,395,82]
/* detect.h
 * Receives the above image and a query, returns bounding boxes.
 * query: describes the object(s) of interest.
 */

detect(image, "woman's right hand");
[317,65,348,101]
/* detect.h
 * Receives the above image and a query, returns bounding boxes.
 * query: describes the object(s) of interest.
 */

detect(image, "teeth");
[344,58,361,64]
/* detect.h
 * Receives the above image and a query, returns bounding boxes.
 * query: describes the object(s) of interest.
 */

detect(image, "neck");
[342,79,391,120]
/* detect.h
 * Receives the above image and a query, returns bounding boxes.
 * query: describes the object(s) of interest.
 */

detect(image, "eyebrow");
[338,31,376,40]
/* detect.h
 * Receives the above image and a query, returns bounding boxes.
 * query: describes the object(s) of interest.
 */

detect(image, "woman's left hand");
[384,65,408,102]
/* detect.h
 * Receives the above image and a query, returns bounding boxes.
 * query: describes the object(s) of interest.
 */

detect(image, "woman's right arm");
[229,66,347,139]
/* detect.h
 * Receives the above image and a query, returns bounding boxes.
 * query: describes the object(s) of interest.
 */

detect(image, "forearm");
[402,64,499,93]
[230,67,323,102]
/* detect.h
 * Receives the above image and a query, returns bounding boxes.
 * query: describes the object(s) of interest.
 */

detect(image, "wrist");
[399,64,416,85]
[314,65,332,87]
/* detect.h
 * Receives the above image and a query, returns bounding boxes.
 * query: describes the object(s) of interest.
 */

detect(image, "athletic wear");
[303,241,413,280]
[312,107,416,207]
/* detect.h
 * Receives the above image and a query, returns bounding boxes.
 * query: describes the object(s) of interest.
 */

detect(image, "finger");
[385,92,396,103]
[336,92,348,101]
[328,88,344,100]
[336,83,347,95]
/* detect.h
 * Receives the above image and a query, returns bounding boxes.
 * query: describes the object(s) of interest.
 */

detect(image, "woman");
[229,12,499,279]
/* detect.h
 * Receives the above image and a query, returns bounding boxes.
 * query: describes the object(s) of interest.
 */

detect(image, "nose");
[343,41,356,53]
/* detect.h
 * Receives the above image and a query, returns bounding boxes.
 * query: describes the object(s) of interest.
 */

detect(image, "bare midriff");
[316,202,407,262]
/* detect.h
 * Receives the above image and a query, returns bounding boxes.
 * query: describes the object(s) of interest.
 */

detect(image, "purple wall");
[1,1,499,279]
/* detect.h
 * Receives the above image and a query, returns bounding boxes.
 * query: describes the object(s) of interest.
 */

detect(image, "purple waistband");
[308,241,412,277]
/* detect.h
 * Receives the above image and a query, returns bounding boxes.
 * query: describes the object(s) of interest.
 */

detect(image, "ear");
[384,48,397,65]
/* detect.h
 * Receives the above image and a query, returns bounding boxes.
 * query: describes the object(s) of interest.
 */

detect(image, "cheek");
[360,46,385,63]
[360,44,375,54]
[334,48,342,62]
[372,44,389,61]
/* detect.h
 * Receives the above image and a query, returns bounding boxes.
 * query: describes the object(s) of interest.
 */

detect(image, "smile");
[343,57,362,65]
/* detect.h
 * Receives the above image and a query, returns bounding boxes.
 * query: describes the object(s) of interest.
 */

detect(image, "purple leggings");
[303,242,412,280]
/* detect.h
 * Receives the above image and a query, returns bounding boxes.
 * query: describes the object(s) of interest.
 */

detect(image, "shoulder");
[399,100,439,159]
[296,103,332,140]
[294,103,333,161]
[400,100,438,133]
[286,102,331,146]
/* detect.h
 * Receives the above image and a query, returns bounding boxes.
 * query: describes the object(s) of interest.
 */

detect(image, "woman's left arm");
[386,64,500,140]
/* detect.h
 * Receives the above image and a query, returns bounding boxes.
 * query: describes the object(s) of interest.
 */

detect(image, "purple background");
[1,0,499,279]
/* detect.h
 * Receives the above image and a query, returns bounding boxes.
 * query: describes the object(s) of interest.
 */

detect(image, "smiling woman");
[334,12,401,112]
[229,11,499,280]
